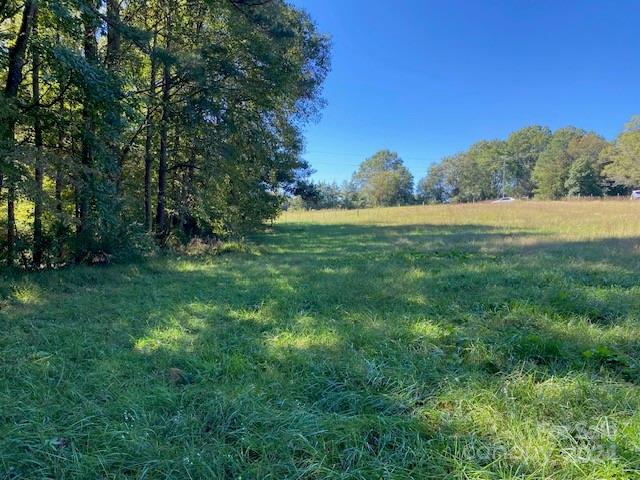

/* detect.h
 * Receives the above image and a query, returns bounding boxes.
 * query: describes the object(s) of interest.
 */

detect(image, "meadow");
[2,200,640,479]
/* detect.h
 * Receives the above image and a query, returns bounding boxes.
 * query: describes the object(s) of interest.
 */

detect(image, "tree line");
[0,0,329,268]
[294,118,640,210]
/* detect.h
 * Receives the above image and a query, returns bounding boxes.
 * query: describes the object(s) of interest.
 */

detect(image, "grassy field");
[2,201,640,479]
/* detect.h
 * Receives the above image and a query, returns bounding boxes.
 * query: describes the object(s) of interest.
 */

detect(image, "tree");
[533,127,586,199]
[417,163,449,203]
[291,179,320,209]
[565,157,602,197]
[505,126,551,197]
[32,7,44,266]
[602,116,640,190]
[565,133,608,197]
[340,180,364,209]
[457,141,507,202]
[288,180,342,210]
[352,150,414,207]
[1,0,37,266]
[315,181,342,209]
[416,154,464,203]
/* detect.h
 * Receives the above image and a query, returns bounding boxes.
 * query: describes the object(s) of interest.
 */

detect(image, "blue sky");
[289,0,640,184]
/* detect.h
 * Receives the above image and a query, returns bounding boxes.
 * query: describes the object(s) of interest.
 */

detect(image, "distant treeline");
[293,117,640,210]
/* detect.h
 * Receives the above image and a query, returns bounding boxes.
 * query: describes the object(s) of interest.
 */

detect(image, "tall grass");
[281,200,640,240]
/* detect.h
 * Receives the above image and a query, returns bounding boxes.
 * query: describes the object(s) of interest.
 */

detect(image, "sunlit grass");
[9,282,43,305]
[280,199,640,240]
[1,200,640,478]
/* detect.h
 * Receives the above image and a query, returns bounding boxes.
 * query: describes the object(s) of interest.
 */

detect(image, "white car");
[631,190,640,200]
[492,197,515,204]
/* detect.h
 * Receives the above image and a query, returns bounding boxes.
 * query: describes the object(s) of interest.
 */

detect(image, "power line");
[303,151,442,165]
[311,162,363,168]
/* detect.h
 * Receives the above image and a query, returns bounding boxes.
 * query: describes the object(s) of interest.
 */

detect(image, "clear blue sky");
[289,0,640,184]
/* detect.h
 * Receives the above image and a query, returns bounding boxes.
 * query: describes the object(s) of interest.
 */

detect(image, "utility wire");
[304,150,442,163]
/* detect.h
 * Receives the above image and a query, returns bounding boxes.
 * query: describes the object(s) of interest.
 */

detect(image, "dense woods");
[293,118,640,210]
[0,0,329,268]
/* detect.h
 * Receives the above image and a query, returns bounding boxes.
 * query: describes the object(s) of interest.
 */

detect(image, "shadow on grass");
[1,223,640,477]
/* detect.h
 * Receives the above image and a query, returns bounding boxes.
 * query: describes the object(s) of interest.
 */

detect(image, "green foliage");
[293,181,342,210]
[453,141,508,202]
[0,0,331,267]
[565,157,602,197]
[416,122,633,204]
[416,127,553,204]
[351,150,414,207]
[314,181,342,209]
[533,127,584,199]
[505,126,552,197]
[534,131,608,199]
[602,116,640,190]
[340,180,366,209]
[417,162,450,203]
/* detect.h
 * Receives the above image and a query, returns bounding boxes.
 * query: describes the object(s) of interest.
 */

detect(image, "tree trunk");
[5,1,36,98]
[54,33,65,223]
[156,61,171,235]
[32,8,44,267]
[144,33,158,231]
[184,144,196,236]
[53,89,66,263]
[107,0,123,193]
[3,0,37,267]
[78,9,99,238]
[156,11,172,236]
[174,127,185,234]
[56,96,65,216]
[106,0,121,68]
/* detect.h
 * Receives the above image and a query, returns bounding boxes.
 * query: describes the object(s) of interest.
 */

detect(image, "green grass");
[2,201,640,478]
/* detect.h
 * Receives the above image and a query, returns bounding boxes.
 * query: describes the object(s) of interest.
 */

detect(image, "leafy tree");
[340,180,364,209]
[316,181,342,209]
[459,141,506,201]
[565,157,602,196]
[417,154,465,204]
[417,162,449,203]
[602,116,640,190]
[292,180,320,208]
[289,180,342,210]
[505,126,551,197]
[352,150,414,207]
[1,1,37,266]
[533,127,586,199]
[451,152,483,202]
[565,133,608,196]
